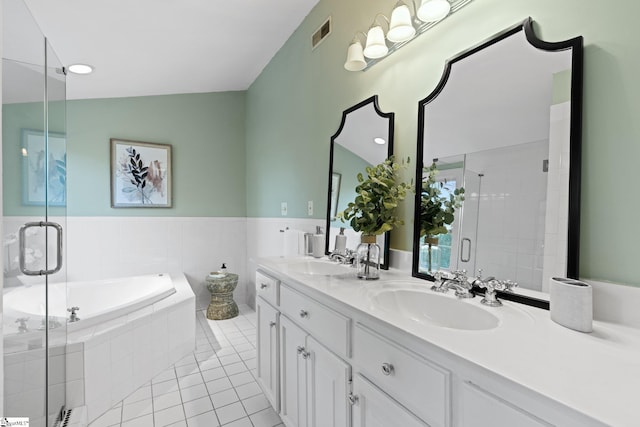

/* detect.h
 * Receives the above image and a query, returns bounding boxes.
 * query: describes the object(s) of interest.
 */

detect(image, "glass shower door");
[2,1,68,426]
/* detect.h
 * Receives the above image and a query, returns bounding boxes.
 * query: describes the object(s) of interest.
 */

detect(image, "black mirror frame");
[325,95,395,270]
[411,18,583,309]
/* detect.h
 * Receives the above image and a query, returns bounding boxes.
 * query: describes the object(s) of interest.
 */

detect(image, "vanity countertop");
[257,256,640,427]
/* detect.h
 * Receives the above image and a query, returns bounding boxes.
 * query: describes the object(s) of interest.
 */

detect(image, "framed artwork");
[22,129,66,206]
[330,172,341,220]
[110,138,172,208]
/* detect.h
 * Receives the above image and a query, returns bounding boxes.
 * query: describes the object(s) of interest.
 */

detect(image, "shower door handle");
[19,221,63,276]
[460,238,471,263]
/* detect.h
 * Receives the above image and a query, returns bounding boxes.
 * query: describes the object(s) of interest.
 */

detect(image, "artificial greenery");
[420,162,465,238]
[340,156,413,236]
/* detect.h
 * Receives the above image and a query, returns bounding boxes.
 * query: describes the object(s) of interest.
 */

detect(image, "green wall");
[3,91,247,217]
[245,0,640,286]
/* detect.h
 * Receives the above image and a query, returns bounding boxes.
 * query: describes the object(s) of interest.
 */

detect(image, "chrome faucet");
[329,249,356,265]
[472,270,517,307]
[67,306,80,322]
[431,270,474,298]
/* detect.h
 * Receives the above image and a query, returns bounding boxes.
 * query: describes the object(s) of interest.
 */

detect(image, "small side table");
[205,273,239,320]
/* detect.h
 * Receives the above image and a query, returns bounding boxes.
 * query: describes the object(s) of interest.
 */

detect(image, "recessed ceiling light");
[67,64,94,75]
[373,137,386,145]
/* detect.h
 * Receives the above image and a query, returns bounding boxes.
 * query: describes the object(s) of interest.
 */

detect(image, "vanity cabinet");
[256,296,280,411]
[351,374,428,427]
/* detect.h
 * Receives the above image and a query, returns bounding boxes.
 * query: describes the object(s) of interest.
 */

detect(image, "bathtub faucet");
[67,306,80,323]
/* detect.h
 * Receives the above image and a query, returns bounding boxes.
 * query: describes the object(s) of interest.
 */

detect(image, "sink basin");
[287,260,352,277]
[370,288,499,331]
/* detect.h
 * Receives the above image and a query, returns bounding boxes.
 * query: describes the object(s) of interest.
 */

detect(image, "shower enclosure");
[2,0,68,426]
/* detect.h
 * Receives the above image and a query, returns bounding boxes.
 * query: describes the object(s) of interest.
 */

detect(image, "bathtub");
[3,273,196,424]
[4,273,176,334]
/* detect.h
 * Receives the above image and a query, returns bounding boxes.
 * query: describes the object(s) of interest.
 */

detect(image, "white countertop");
[257,256,640,427]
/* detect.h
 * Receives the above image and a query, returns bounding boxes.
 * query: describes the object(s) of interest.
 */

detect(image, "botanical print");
[111,139,172,207]
[22,129,66,206]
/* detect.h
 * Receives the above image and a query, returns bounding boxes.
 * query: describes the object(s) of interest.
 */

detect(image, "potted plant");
[419,162,465,272]
[340,156,413,279]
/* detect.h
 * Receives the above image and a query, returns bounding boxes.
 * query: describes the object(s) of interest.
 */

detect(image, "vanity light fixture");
[417,0,452,22]
[344,0,474,72]
[364,15,390,59]
[374,137,387,145]
[67,64,94,75]
[344,33,368,71]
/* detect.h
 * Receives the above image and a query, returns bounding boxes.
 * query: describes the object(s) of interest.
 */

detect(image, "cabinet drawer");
[280,284,350,358]
[256,271,279,306]
[354,323,450,427]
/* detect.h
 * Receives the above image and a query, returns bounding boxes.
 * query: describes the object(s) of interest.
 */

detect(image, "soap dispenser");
[312,226,325,258]
[335,227,347,255]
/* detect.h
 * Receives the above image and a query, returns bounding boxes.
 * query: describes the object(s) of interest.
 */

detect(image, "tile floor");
[88,305,283,427]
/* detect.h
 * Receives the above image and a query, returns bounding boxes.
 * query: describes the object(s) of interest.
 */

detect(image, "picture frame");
[330,172,341,220]
[110,138,172,208]
[22,129,66,206]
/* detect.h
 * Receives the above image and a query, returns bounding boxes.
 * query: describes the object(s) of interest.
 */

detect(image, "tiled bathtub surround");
[2,216,248,310]
[89,306,283,427]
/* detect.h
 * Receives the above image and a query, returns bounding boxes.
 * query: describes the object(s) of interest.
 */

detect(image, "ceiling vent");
[312,16,332,50]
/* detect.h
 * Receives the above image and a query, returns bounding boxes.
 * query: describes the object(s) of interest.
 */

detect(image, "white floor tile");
[89,407,122,427]
[154,405,186,427]
[201,367,227,383]
[218,354,242,366]
[153,369,177,384]
[206,378,233,395]
[222,362,247,376]
[210,388,239,409]
[215,402,247,425]
[153,390,182,412]
[152,378,180,397]
[241,394,270,415]
[220,418,252,427]
[249,407,282,427]
[228,372,253,387]
[122,414,154,427]
[186,411,220,427]
[198,358,221,371]
[175,363,200,378]
[124,386,153,405]
[122,399,154,421]
[180,383,209,403]
[234,382,262,400]
[182,396,214,419]
[178,373,204,389]
[238,350,255,362]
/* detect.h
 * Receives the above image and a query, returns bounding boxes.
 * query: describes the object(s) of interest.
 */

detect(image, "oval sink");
[370,288,499,331]
[287,260,352,277]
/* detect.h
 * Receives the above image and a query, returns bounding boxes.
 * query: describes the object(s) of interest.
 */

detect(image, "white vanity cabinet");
[256,296,280,411]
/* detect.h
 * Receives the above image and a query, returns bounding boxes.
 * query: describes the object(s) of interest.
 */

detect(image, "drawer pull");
[260,283,268,289]
[299,309,309,318]
[381,362,394,376]
[269,321,276,328]
[348,393,359,405]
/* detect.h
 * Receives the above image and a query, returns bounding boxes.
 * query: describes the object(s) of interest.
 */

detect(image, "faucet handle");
[500,279,518,292]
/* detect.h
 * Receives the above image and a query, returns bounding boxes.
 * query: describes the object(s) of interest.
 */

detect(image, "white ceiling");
[15,0,320,100]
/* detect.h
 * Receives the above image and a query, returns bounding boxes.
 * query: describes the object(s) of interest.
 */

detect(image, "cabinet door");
[459,381,552,427]
[280,315,308,427]
[306,336,351,427]
[256,297,280,411]
[352,375,428,427]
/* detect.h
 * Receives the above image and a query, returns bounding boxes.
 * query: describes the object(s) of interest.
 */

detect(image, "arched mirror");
[326,95,394,269]
[412,18,583,308]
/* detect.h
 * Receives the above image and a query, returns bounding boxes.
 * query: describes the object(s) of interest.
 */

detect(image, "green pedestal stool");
[205,272,239,320]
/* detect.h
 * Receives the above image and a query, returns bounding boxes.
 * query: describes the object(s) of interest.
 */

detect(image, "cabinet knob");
[381,362,394,376]
[302,351,310,359]
[260,283,268,289]
[269,321,276,328]
[348,393,359,405]
[299,309,309,318]
[297,346,305,354]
